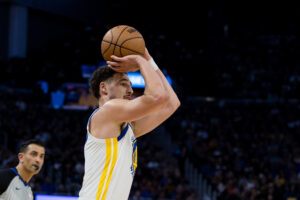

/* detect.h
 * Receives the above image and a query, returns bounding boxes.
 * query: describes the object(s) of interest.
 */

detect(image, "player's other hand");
[107,55,144,73]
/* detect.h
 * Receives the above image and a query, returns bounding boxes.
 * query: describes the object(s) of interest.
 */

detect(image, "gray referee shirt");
[0,168,34,200]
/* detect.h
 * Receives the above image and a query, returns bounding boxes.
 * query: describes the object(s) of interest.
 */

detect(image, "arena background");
[0,1,299,199]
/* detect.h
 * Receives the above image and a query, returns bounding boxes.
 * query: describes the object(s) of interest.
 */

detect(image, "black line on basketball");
[120,48,144,56]
[102,29,114,55]
[103,40,143,55]
[119,37,143,56]
[120,37,143,47]
[112,26,128,55]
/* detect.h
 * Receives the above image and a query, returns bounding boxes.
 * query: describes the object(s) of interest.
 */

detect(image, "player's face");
[108,73,133,100]
[19,144,45,175]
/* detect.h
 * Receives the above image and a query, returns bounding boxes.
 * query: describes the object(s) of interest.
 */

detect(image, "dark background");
[1,1,298,97]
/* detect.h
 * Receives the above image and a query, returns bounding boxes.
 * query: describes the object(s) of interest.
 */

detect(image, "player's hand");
[107,55,143,72]
[143,48,152,61]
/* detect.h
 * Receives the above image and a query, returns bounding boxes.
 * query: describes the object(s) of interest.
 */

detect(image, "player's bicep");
[103,96,163,123]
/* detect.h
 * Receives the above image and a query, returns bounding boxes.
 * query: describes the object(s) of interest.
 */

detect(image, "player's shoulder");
[98,99,130,115]
[103,99,129,108]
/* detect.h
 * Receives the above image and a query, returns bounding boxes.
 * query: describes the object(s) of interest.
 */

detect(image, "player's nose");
[35,157,42,163]
[128,87,133,95]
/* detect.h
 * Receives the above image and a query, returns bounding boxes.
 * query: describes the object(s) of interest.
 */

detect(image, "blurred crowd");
[0,8,299,200]
[167,100,300,200]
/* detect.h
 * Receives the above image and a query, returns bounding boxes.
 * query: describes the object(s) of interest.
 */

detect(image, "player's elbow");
[170,97,181,112]
[175,98,181,109]
[154,93,168,105]
[144,92,168,109]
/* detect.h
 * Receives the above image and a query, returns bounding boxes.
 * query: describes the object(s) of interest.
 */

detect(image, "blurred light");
[127,72,172,88]
[35,194,78,200]
[127,72,145,88]
[81,64,97,78]
[51,90,65,109]
[37,81,48,94]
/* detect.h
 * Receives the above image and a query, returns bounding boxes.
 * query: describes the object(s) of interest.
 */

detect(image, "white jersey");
[79,108,138,200]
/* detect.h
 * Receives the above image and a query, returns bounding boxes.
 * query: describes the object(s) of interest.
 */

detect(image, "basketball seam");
[102,29,114,55]
[102,39,144,55]
[119,37,144,56]
[112,26,129,55]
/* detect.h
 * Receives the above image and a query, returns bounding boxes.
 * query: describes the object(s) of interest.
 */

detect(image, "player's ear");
[18,153,24,163]
[100,82,108,96]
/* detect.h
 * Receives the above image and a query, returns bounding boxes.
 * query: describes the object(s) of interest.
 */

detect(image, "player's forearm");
[156,69,180,109]
[138,58,167,101]
[146,54,180,109]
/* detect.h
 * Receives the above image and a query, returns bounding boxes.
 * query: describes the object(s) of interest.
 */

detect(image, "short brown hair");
[20,139,45,153]
[89,66,118,99]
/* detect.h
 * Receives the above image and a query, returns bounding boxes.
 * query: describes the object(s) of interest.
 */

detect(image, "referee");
[0,139,45,200]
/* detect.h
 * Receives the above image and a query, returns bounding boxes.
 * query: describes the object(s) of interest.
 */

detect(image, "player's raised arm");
[129,48,181,137]
[104,54,168,123]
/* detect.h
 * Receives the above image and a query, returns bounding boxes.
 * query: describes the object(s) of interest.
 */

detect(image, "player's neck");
[99,97,108,107]
[16,165,33,183]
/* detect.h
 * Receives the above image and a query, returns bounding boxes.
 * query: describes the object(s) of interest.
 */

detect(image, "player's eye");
[30,152,38,156]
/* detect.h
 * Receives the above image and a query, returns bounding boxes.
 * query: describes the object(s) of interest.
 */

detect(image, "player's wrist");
[148,58,159,71]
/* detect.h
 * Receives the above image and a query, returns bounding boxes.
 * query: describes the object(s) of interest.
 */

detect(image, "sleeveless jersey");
[79,108,138,200]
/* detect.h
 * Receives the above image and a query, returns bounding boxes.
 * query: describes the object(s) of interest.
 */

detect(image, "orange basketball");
[101,25,145,61]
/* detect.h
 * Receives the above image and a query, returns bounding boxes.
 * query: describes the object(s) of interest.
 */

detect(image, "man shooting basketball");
[78,48,180,200]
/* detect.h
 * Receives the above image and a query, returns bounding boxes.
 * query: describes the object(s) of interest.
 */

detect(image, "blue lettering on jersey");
[130,136,138,177]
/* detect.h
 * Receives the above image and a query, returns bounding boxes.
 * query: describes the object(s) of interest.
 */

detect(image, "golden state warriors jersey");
[79,108,138,200]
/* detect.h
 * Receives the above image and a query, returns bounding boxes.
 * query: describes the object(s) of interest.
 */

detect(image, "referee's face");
[20,144,45,174]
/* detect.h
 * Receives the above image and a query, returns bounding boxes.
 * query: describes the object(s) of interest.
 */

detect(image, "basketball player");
[79,48,180,200]
[0,139,46,200]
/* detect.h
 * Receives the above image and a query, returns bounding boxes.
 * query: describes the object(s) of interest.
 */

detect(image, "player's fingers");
[111,55,123,62]
[107,61,120,67]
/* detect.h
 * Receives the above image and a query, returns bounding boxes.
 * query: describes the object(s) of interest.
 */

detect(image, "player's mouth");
[124,96,131,100]
[32,164,40,171]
